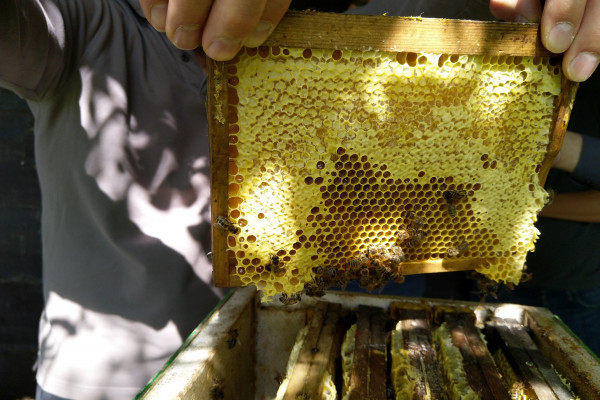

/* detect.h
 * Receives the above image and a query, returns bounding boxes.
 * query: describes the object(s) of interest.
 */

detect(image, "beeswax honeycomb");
[217,45,562,300]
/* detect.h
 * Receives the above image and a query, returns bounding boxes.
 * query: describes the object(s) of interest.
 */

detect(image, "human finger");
[163,0,213,50]
[539,0,587,54]
[561,0,600,81]
[203,0,291,61]
[139,0,170,32]
[488,0,542,23]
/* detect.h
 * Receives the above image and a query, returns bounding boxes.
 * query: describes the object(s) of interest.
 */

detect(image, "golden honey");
[221,46,561,300]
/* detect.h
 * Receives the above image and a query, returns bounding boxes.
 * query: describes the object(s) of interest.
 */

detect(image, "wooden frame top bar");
[264,11,552,57]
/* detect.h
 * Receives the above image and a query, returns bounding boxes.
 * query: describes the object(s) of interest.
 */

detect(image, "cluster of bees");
[216,189,473,306]
[279,211,431,305]
[468,270,533,301]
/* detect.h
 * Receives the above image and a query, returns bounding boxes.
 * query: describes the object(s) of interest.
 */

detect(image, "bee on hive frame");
[405,211,426,229]
[443,190,468,218]
[215,215,240,234]
[226,328,239,349]
[358,262,386,291]
[469,271,500,301]
[404,229,428,248]
[388,244,406,265]
[210,377,225,399]
[304,281,326,297]
[348,253,368,268]
[395,226,411,242]
[279,292,301,306]
[266,253,285,274]
[511,382,526,400]
[365,245,386,261]
[447,241,469,257]
[332,271,351,289]
[274,372,285,385]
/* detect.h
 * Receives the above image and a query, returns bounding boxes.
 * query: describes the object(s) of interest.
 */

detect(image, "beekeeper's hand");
[139,0,291,61]
[489,0,599,82]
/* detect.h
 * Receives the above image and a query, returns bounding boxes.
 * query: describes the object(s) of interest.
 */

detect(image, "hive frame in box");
[136,287,600,399]
[207,12,578,289]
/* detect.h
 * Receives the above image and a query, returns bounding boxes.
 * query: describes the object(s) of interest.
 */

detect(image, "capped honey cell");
[212,41,566,301]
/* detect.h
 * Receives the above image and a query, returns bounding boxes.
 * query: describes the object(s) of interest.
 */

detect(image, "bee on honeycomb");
[266,254,285,274]
[443,190,468,218]
[215,215,240,234]
[447,241,469,257]
[348,254,368,268]
[404,229,428,248]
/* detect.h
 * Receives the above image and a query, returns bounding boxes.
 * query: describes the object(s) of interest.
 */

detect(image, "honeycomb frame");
[207,12,578,296]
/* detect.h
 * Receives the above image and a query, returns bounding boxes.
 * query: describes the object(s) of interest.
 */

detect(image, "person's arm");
[139,0,291,61]
[0,0,67,100]
[540,130,600,222]
[489,0,600,82]
[539,190,600,222]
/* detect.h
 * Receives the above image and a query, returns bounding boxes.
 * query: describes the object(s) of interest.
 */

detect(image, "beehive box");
[208,12,578,301]
[136,287,600,399]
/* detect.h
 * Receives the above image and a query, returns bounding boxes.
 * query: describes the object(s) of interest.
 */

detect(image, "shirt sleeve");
[0,0,67,100]
[571,133,600,191]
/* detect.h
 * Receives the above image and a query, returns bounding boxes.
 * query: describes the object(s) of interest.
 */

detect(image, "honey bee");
[395,226,411,242]
[332,273,351,289]
[443,190,468,218]
[274,372,285,385]
[359,263,386,291]
[510,382,525,400]
[447,241,469,257]
[322,267,338,279]
[349,254,368,268]
[266,254,285,274]
[389,245,405,262]
[469,272,499,301]
[210,377,225,399]
[520,270,533,283]
[215,215,240,234]
[545,188,556,206]
[404,229,428,248]
[226,328,238,349]
[365,245,386,258]
[405,211,425,229]
[304,282,325,297]
[279,293,301,306]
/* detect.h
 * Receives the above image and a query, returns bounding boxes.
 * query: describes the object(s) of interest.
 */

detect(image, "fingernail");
[173,24,202,50]
[150,3,167,31]
[568,52,599,82]
[244,20,274,48]
[546,22,574,54]
[206,38,242,61]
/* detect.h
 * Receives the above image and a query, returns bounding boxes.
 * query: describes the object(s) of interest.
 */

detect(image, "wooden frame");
[137,287,600,399]
[208,11,578,288]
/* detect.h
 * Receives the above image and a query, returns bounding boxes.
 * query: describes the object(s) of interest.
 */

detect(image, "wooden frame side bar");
[538,76,579,185]
[208,59,232,287]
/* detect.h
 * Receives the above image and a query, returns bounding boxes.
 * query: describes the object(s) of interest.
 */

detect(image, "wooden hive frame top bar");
[208,11,577,294]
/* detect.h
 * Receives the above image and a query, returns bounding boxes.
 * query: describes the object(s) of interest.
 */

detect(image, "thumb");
[489,0,543,22]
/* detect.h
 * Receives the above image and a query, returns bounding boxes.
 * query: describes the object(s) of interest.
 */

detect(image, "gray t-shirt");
[1,1,224,398]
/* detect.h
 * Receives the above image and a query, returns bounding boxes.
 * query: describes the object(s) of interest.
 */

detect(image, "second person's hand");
[489,0,600,82]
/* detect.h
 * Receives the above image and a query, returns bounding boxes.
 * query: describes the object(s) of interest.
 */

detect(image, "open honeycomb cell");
[213,41,567,300]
